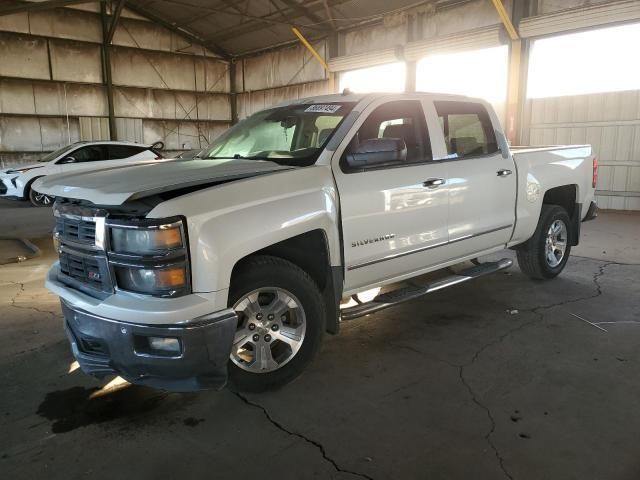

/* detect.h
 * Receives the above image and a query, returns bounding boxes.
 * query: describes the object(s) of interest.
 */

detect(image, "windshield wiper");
[205,154,271,160]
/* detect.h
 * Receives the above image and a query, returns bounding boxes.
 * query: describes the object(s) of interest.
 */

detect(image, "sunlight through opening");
[416,46,509,103]
[527,22,640,98]
[339,62,406,93]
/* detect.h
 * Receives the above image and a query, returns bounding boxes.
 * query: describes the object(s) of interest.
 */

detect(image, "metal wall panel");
[522,90,640,210]
[535,0,622,16]
[0,116,79,152]
[113,87,231,121]
[115,118,144,143]
[29,8,102,43]
[0,12,29,34]
[111,47,198,90]
[0,8,231,166]
[0,33,50,80]
[49,39,103,83]
[242,42,327,92]
[521,0,640,38]
[141,119,229,150]
[237,80,331,119]
[79,117,110,141]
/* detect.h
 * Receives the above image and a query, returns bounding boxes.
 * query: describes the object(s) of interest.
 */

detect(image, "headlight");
[114,265,188,295]
[6,166,42,174]
[110,223,183,255]
[106,217,190,297]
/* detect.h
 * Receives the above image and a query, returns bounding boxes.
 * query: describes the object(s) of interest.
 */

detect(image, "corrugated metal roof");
[128,0,454,58]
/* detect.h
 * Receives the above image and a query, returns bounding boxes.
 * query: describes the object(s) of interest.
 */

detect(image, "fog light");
[148,336,181,354]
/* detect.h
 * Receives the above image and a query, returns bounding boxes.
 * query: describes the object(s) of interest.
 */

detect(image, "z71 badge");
[352,234,395,248]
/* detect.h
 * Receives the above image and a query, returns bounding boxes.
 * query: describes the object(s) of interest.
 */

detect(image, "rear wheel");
[28,186,53,207]
[228,255,325,392]
[516,205,572,280]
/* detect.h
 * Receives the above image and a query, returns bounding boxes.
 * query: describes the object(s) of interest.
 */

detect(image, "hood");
[1,163,46,174]
[33,158,293,205]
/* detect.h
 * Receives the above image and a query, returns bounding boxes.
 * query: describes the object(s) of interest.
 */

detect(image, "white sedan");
[0,141,163,206]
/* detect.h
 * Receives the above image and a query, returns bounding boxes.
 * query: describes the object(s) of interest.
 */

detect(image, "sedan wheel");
[29,188,53,207]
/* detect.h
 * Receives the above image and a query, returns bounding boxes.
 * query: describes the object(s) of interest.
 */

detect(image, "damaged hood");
[34,158,293,205]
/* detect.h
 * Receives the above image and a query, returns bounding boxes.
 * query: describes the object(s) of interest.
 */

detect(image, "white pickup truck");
[36,92,598,392]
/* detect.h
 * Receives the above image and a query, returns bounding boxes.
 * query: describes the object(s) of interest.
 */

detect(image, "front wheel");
[28,187,54,207]
[516,205,572,280]
[228,255,326,392]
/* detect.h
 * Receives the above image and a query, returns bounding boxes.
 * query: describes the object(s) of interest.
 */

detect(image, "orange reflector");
[153,227,182,249]
[155,267,186,288]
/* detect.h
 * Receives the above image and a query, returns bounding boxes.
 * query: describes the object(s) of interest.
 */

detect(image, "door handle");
[497,169,513,177]
[423,178,446,188]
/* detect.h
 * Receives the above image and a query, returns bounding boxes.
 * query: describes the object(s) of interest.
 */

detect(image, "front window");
[39,143,81,162]
[203,102,356,166]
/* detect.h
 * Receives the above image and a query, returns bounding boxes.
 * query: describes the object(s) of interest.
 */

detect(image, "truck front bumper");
[61,299,237,392]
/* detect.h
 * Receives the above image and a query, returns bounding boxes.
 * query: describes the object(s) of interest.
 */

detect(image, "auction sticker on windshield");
[304,104,341,113]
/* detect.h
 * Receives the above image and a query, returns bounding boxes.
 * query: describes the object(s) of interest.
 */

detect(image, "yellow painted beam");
[292,27,331,72]
[490,0,519,41]
[292,26,336,92]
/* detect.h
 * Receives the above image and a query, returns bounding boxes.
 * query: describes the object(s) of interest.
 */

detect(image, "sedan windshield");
[39,143,80,162]
[203,102,355,166]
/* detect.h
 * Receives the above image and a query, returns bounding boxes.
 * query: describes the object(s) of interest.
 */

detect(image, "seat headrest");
[382,124,415,145]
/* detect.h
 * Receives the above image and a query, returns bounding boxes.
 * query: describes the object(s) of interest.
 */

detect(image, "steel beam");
[106,0,125,44]
[490,0,519,40]
[292,27,329,72]
[100,1,117,140]
[0,0,99,17]
[504,0,530,145]
[124,2,232,59]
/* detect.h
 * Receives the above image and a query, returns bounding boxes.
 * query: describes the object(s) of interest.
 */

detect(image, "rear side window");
[69,145,107,163]
[107,145,145,159]
[434,101,498,159]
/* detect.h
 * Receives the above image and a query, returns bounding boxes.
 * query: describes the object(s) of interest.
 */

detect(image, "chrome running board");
[340,258,513,321]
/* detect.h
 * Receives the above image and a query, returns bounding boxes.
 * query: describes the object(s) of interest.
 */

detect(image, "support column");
[405,61,416,93]
[100,2,117,140]
[505,39,522,145]
[405,13,417,93]
[229,60,239,125]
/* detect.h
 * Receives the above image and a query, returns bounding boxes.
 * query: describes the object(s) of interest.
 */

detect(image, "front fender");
[148,166,341,296]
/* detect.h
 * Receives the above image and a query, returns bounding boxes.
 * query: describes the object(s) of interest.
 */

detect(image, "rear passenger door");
[333,98,450,292]
[433,100,516,256]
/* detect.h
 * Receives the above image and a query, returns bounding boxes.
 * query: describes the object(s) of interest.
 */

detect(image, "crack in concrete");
[7,281,59,318]
[457,260,619,480]
[232,391,375,480]
[390,260,622,480]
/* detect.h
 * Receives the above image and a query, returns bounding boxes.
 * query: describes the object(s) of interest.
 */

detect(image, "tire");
[516,205,572,280]
[227,255,326,392]
[28,184,54,207]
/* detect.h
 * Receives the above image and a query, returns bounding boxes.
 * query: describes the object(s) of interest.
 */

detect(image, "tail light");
[592,157,598,189]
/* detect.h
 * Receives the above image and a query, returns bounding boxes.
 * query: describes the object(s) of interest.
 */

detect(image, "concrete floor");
[0,198,54,240]
[0,212,639,480]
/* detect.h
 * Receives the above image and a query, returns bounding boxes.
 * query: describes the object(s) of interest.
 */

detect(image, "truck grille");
[55,216,96,244]
[54,203,113,297]
[59,250,111,292]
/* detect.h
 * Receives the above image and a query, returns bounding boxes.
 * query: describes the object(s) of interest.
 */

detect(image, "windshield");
[203,102,355,166]
[39,143,80,162]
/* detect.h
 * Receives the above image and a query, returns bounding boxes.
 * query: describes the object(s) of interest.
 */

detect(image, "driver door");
[332,98,450,293]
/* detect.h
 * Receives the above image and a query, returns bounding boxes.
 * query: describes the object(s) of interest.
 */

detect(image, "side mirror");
[59,156,76,164]
[345,138,407,168]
